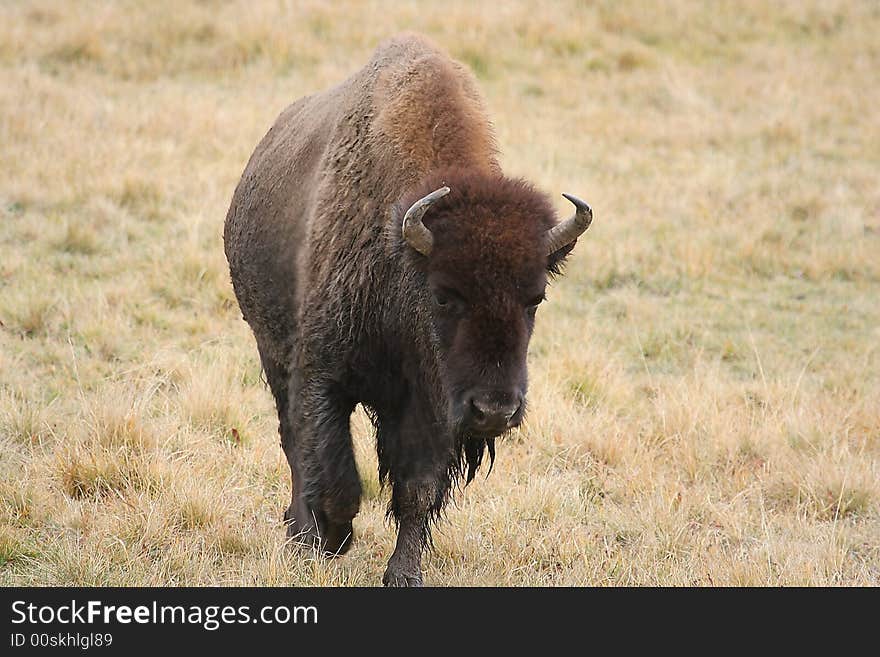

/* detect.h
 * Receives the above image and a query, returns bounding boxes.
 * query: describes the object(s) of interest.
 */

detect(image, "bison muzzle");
[223,33,592,586]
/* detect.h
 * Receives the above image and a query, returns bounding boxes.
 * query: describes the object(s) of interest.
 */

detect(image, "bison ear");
[547,241,576,277]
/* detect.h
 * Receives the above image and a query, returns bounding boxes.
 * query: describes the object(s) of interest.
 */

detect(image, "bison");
[223,33,592,586]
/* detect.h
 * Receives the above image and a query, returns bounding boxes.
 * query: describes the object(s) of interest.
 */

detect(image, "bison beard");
[223,33,590,586]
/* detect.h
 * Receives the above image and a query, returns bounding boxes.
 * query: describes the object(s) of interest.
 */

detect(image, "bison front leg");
[383,479,440,587]
[379,396,450,587]
[286,375,362,555]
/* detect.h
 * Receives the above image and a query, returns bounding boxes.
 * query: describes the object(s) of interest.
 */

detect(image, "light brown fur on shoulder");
[370,33,499,179]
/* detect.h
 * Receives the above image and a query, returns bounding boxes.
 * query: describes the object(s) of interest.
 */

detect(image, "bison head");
[397,170,591,442]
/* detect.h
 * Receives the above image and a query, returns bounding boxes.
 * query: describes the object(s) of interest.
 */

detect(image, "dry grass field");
[1,0,878,586]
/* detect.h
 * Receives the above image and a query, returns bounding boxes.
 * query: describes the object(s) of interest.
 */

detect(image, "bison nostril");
[470,396,521,425]
[501,400,521,422]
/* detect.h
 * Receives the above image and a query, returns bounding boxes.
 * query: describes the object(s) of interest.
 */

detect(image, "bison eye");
[525,294,545,317]
[526,294,545,308]
[432,287,465,313]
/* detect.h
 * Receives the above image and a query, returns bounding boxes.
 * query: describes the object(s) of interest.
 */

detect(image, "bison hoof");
[285,508,354,556]
[320,520,354,556]
[382,568,423,587]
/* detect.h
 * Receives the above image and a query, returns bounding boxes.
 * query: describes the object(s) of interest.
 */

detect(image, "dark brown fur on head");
[397,167,573,280]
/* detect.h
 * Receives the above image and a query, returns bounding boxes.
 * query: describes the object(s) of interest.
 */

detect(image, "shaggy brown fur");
[224,33,580,586]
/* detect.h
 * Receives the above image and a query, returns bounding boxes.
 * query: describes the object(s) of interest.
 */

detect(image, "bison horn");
[544,193,593,255]
[402,186,450,256]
